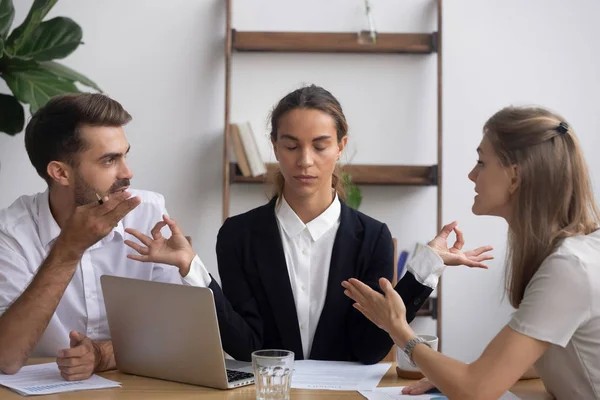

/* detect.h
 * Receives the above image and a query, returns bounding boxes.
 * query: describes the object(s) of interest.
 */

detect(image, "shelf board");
[416,298,434,317]
[232,31,436,54]
[230,163,438,186]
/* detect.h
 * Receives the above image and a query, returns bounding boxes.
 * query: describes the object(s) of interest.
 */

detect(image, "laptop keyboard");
[227,369,254,382]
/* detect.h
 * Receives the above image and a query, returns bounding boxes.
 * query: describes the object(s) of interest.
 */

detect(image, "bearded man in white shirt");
[0,93,197,380]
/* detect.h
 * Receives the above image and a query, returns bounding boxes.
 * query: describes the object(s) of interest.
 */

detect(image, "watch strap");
[403,336,431,367]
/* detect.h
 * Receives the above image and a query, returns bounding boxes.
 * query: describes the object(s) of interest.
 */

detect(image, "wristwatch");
[402,336,431,367]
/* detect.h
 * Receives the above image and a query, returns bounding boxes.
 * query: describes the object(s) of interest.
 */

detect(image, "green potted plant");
[342,172,362,210]
[0,0,101,136]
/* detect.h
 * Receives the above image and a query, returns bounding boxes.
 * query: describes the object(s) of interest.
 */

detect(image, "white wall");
[1,0,599,362]
[442,0,600,361]
[0,0,228,292]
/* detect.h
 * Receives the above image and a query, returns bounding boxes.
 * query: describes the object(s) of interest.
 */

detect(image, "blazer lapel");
[310,202,362,359]
[252,199,304,358]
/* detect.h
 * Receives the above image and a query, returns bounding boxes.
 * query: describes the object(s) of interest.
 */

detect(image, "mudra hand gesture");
[124,214,195,276]
[428,221,493,268]
[342,221,493,392]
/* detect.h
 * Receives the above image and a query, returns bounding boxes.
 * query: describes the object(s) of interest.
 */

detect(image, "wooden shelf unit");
[223,0,443,347]
[230,163,438,186]
[232,31,437,53]
[416,298,434,317]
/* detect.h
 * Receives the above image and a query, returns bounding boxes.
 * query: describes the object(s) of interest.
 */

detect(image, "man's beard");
[73,172,130,206]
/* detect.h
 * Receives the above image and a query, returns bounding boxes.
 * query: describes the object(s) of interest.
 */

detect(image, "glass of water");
[251,349,294,400]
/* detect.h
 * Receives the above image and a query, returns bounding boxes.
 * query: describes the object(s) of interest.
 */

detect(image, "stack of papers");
[291,360,391,391]
[359,387,521,399]
[0,363,120,396]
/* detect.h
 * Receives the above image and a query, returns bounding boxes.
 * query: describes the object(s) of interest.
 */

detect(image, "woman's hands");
[402,377,437,395]
[428,221,493,269]
[342,277,415,348]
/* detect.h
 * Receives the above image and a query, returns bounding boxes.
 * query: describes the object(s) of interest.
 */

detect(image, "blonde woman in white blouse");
[343,106,600,400]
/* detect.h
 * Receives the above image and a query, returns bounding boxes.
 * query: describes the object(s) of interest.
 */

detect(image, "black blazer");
[208,198,432,364]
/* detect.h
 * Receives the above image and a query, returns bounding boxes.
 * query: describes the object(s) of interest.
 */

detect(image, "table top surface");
[0,359,552,399]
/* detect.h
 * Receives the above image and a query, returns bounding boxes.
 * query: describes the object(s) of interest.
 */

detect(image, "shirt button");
[302,249,309,255]
[301,285,306,292]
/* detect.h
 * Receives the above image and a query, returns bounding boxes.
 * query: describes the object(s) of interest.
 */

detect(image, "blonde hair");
[484,106,600,308]
[269,85,346,201]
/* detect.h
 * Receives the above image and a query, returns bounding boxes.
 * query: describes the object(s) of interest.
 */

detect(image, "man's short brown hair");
[25,93,132,184]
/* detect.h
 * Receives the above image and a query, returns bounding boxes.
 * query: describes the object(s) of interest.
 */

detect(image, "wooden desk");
[0,359,552,399]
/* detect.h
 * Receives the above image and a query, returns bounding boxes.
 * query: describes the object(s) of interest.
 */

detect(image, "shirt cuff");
[406,245,446,289]
[182,255,212,288]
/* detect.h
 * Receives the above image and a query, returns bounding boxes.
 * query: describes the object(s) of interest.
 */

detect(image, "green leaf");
[2,56,39,71]
[346,184,362,210]
[0,0,14,39]
[2,67,78,114]
[41,61,101,91]
[0,93,24,135]
[0,37,4,56]
[5,0,57,54]
[14,17,82,61]
[342,172,362,210]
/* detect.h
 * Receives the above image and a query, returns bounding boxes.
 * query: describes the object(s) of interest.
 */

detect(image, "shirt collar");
[38,189,125,249]
[38,189,61,249]
[275,194,341,241]
[99,220,125,248]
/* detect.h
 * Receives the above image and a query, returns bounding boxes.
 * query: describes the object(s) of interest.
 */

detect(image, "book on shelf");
[230,122,267,177]
[229,123,251,177]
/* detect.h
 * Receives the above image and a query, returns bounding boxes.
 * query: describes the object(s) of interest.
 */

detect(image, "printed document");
[0,363,120,396]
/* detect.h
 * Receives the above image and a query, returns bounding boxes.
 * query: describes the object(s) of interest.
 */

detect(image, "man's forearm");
[0,241,81,373]
[93,340,116,372]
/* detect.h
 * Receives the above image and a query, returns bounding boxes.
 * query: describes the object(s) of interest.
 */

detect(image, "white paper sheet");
[290,360,391,391]
[0,363,120,396]
[359,386,521,400]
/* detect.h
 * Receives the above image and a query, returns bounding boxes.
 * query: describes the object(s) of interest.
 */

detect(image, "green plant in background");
[342,172,362,210]
[0,0,101,136]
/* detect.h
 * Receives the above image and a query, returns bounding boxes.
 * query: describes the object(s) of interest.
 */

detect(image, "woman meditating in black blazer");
[125,85,491,363]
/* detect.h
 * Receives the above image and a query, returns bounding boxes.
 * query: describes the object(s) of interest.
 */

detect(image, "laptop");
[100,275,255,389]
